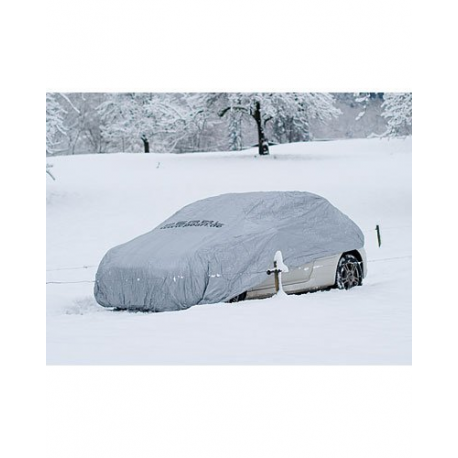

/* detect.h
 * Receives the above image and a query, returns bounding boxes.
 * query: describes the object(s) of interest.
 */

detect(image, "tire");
[228,291,247,303]
[335,253,362,290]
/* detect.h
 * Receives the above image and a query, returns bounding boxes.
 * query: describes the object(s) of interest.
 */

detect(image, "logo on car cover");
[160,220,224,229]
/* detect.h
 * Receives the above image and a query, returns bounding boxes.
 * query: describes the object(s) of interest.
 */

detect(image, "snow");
[274,250,289,273]
[46,137,412,364]
[272,250,289,294]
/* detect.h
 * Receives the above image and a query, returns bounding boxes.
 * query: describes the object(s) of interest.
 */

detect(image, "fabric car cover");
[94,191,364,311]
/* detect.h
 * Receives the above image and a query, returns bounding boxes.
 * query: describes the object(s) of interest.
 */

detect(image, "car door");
[282,260,314,287]
[247,259,315,298]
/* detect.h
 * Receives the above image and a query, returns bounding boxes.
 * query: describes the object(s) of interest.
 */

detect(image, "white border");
[12,0,457,457]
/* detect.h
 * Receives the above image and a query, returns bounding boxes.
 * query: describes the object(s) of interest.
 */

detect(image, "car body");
[95,191,366,312]
[244,249,367,300]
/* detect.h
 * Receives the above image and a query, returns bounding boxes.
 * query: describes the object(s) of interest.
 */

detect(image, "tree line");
[46,92,412,157]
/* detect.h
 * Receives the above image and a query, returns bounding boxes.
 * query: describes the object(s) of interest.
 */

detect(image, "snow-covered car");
[94,191,367,312]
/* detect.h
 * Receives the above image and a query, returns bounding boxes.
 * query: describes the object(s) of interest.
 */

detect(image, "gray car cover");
[94,191,364,312]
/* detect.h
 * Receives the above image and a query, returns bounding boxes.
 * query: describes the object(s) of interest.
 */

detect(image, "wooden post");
[267,260,281,293]
[376,224,381,247]
[273,260,280,293]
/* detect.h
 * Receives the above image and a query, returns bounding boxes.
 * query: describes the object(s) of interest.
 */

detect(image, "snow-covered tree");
[354,93,372,122]
[226,94,243,151]
[271,93,341,143]
[57,93,108,154]
[381,93,412,137]
[46,92,88,157]
[201,93,341,155]
[46,93,67,155]
[352,92,384,123]
[329,92,386,139]
[46,93,68,179]
[167,93,213,153]
[98,93,205,153]
[97,93,153,153]
[202,93,272,155]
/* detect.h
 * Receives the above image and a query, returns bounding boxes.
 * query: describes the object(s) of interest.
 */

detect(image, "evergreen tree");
[227,94,243,151]
[381,93,412,137]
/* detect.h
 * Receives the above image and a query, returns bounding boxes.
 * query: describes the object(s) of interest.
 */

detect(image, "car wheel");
[228,291,247,303]
[335,254,362,290]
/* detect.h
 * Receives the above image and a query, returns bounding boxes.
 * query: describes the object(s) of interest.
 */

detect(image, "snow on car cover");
[94,191,364,312]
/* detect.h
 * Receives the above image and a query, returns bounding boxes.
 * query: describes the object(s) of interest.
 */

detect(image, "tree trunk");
[71,130,80,155]
[252,101,269,155]
[141,134,150,153]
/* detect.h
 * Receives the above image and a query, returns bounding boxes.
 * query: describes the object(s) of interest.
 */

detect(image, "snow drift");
[94,191,364,312]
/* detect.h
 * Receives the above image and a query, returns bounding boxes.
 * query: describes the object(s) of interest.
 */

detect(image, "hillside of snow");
[46,138,412,364]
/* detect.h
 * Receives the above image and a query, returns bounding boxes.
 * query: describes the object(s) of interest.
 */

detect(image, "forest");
[46,92,412,157]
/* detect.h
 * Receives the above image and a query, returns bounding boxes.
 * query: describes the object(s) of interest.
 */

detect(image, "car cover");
[94,191,364,312]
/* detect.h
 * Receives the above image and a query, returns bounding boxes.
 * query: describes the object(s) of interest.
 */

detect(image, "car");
[94,191,367,312]
[234,249,367,302]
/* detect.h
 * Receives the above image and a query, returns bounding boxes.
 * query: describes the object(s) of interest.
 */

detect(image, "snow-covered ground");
[46,138,412,364]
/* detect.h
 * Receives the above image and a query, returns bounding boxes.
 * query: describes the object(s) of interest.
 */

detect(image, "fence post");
[273,260,280,293]
[376,224,381,247]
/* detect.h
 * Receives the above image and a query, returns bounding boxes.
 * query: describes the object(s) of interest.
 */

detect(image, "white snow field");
[46,138,412,364]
